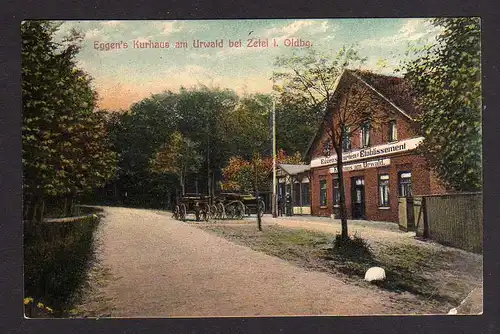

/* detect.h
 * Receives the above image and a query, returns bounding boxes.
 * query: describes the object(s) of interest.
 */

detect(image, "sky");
[54,19,442,110]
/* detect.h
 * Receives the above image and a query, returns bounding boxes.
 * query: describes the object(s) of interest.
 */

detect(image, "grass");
[197,224,472,311]
[24,209,102,317]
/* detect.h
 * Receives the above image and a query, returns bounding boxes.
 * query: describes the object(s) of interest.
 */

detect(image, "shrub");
[332,232,373,260]
[24,214,100,317]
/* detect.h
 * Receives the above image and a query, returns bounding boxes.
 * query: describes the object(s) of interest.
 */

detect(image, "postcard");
[22,18,482,318]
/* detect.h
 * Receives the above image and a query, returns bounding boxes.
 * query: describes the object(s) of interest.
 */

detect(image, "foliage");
[332,232,373,260]
[273,46,379,239]
[221,93,272,159]
[21,21,117,201]
[24,214,100,316]
[176,86,239,195]
[220,149,304,192]
[150,131,202,195]
[401,18,482,191]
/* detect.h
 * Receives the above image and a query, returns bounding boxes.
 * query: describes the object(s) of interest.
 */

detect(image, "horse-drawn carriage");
[172,192,265,222]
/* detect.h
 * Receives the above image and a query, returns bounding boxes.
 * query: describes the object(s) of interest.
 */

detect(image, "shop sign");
[329,158,390,173]
[311,137,423,168]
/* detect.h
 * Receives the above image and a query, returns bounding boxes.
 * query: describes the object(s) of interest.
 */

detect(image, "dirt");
[264,216,483,312]
[73,207,463,317]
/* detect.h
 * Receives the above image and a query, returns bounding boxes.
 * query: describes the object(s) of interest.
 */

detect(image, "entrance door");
[351,177,365,219]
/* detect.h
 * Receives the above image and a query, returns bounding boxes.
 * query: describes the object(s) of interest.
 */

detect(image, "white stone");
[448,308,458,315]
[364,267,386,282]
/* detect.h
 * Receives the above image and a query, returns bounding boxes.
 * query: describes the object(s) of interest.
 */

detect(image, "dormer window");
[388,120,397,142]
[360,122,370,148]
[322,140,332,157]
[341,126,351,151]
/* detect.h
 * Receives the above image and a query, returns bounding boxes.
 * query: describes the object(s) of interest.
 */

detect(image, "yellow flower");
[23,297,33,305]
[46,307,53,313]
[37,302,44,308]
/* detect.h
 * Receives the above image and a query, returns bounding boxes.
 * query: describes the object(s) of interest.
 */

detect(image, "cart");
[213,192,265,220]
[172,193,214,222]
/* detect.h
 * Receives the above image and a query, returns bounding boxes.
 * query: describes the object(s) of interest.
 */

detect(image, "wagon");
[213,192,265,220]
[172,193,214,222]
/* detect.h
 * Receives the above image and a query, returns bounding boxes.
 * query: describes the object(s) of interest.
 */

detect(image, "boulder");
[364,267,386,282]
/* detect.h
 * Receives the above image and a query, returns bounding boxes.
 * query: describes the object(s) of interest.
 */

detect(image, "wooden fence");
[411,193,483,253]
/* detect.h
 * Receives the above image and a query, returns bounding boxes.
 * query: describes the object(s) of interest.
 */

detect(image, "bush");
[332,232,373,260]
[24,214,100,317]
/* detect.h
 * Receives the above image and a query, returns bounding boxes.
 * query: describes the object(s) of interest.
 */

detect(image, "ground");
[72,207,483,317]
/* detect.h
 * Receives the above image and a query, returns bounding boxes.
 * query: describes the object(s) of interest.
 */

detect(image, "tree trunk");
[63,197,68,217]
[335,146,349,239]
[180,168,186,195]
[254,159,262,231]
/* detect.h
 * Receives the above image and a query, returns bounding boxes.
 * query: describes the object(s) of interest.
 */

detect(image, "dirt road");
[76,207,412,317]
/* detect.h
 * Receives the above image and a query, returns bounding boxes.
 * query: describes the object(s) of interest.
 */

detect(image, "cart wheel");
[173,205,180,220]
[202,204,210,222]
[235,201,245,220]
[217,202,225,220]
[180,204,187,221]
[258,200,265,217]
[225,203,236,219]
[211,205,218,220]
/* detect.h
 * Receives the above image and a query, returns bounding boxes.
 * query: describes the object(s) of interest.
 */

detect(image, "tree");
[22,21,117,215]
[401,18,481,191]
[221,149,304,193]
[150,131,202,196]
[105,92,179,207]
[220,149,304,231]
[273,47,384,239]
[176,86,239,198]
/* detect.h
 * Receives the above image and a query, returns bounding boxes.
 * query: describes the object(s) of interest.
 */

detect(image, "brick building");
[304,69,446,223]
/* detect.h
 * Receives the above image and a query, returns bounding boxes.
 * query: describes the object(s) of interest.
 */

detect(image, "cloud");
[101,20,122,27]
[84,28,101,40]
[360,19,441,48]
[159,21,184,35]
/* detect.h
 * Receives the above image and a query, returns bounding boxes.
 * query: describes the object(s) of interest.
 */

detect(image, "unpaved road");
[76,207,420,317]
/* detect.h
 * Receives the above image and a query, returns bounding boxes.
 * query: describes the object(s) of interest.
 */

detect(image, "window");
[301,183,310,206]
[293,183,301,206]
[388,120,397,142]
[319,179,327,207]
[360,122,370,147]
[322,140,332,157]
[378,174,390,206]
[332,177,340,206]
[342,126,351,151]
[398,171,412,197]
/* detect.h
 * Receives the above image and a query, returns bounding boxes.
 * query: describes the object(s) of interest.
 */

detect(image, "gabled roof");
[303,69,420,159]
[278,163,311,176]
[349,69,421,119]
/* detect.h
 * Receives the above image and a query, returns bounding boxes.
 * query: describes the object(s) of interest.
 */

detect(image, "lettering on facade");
[312,137,424,168]
[329,158,391,173]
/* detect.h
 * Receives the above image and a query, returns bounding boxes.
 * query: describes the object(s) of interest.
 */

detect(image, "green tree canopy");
[401,18,481,192]
[150,131,203,195]
[22,21,116,201]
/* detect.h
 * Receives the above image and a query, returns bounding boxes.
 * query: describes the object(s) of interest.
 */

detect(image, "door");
[351,177,365,219]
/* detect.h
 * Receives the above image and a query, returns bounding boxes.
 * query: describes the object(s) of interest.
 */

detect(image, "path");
[77,207,406,317]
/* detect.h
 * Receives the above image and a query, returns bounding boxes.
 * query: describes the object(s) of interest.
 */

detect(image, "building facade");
[305,69,446,223]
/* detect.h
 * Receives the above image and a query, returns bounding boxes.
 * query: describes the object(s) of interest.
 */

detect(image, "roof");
[304,69,420,159]
[349,69,421,119]
[278,163,311,176]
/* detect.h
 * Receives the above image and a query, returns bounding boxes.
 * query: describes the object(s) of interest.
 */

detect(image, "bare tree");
[274,47,385,239]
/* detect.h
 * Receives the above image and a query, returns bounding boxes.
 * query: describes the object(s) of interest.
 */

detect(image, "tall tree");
[176,86,239,197]
[22,21,116,213]
[150,131,202,196]
[273,47,384,239]
[401,18,481,191]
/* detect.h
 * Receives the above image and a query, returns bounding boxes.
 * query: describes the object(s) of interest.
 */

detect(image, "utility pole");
[272,98,277,218]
